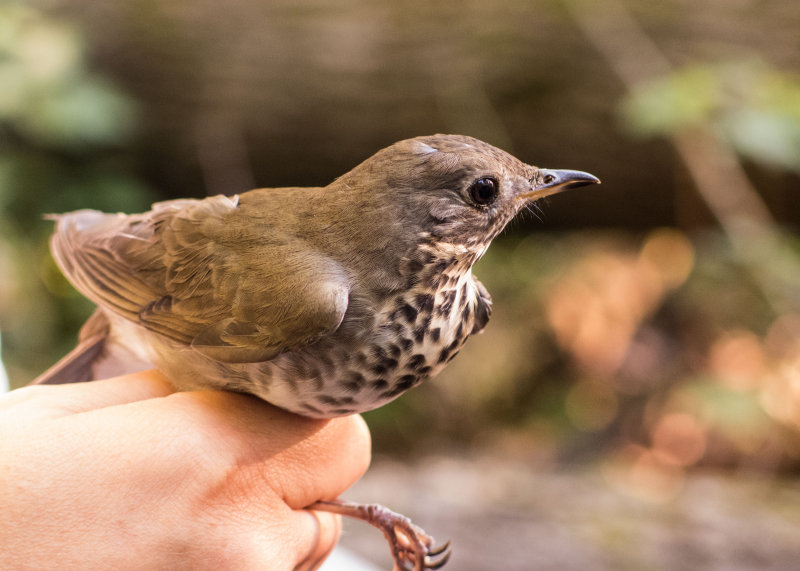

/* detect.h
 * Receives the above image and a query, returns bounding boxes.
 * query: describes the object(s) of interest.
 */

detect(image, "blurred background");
[1,0,799,568]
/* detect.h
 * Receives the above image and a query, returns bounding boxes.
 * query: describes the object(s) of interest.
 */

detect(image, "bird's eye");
[468,177,499,206]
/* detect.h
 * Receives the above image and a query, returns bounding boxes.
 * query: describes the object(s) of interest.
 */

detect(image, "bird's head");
[337,134,599,266]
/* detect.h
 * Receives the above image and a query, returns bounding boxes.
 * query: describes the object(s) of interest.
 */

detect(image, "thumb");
[292,510,342,571]
[229,507,342,571]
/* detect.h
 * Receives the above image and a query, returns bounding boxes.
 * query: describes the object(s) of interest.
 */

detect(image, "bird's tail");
[31,310,110,385]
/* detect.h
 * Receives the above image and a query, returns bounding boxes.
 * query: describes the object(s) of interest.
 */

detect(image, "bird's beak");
[517,169,601,202]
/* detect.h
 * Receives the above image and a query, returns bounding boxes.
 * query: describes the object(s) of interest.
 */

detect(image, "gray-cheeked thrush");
[35,134,599,570]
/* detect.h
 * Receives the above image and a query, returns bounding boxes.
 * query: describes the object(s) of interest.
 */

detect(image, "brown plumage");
[35,134,599,570]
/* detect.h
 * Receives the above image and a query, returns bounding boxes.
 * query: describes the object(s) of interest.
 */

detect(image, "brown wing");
[50,194,350,363]
[470,275,493,334]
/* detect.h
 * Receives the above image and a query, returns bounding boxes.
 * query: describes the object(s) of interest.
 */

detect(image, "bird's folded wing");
[49,195,351,363]
[470,275,493,335]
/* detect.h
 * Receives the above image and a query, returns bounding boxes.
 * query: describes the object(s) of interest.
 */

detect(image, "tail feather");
[32,309,156,386]
[31,309,110,385]
[31,333,107,385]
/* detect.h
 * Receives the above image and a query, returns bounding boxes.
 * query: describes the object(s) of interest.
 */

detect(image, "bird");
[34,134,599,570]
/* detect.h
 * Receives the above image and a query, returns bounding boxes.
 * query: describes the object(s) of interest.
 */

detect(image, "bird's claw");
[421,541,451,570]
[309,499,451,570]
[384,515,450,571]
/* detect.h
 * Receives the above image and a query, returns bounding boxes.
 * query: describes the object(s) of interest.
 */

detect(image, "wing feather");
[50,191,351,363]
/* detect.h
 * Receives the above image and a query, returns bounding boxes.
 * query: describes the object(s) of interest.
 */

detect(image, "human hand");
[0,370,371,570]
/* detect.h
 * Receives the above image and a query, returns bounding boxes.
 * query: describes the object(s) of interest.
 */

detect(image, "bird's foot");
[309,499,451,570]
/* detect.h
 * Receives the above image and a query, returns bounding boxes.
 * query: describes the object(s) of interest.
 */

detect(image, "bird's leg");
[309,499,451,571]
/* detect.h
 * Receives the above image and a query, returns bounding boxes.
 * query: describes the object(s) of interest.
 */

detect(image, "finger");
[162,391,372,509]
[227,508,341,571]
[0,370,175,418]
[273,412,372,509]
[292,510,342,571]
[210,394,371,508]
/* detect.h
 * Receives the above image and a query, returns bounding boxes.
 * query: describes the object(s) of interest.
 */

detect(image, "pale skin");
[0,370,371,570]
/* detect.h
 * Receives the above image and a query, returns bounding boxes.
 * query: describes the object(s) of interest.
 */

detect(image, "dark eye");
[468,177,498,206]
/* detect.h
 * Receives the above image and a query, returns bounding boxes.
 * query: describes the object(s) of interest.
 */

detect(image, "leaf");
[720,109,800,172]
[21,77,137,147]
[620,65,719,135]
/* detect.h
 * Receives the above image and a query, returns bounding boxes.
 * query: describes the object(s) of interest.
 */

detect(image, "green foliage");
[0,2,153,383]
[621,60,800,172]
[622,65,719,134]
[0,2,136,148]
